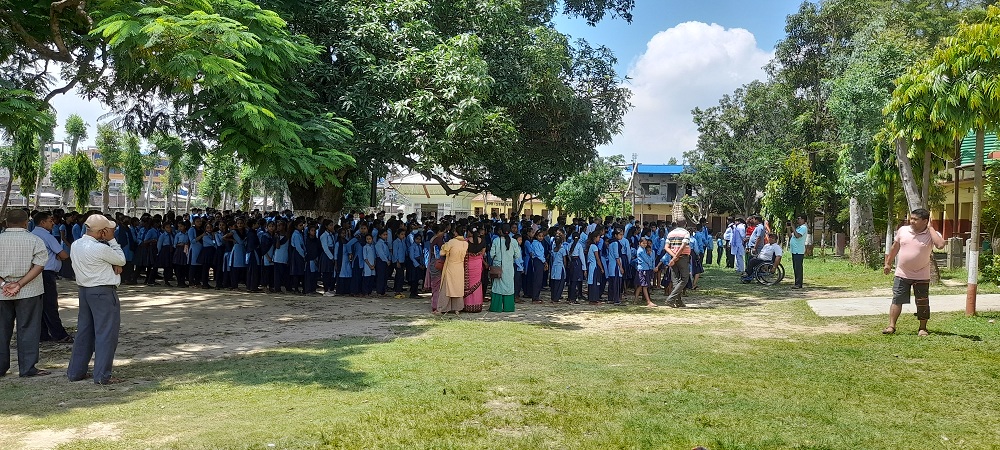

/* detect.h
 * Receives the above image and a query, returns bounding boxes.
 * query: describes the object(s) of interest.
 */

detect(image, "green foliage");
[684,81,795,216]
[92,0,354,189]
[550,155,626,217]
[763,150,818,221]
[64,114,88,154]
[981,252,1000,284]
[121,133,146,203]
[199,149,238,208]
[71,152,100,211]
[49,155,77,192]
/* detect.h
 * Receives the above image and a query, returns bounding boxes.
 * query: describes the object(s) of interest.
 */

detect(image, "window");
[666,183,677,201]
[474,207,483,216]
[641,183,660,196]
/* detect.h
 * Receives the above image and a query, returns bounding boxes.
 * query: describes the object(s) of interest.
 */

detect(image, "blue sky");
[553,0,804,163]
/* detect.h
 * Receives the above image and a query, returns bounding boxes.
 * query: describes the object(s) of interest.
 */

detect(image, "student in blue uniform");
[361,234,376,296]
[261,221,275,293]
[634,237,656,307]
[391,229,408,298]
[272,221,292,293]
[528,230,546,303]
[246,219,262,292]
[226,218,248,291]
[156,221,175,286]
[115,216,135,285]
[288,219,306,294]
[587,231,604,304]
[654,250,673,299]
[214,221,229,290]
[336,228,352,295]
[142,219,162,285]
[198,221,217,288]
[567,231,585,304]
[374,229,390,296]
[173,221,191,287]
[319,220,337,296]
[187,217,203,287]
[606,229,624,305]
[303,222,321,295]
[408,233,425,299]
[549,234,568,302]
[349,227,365,295]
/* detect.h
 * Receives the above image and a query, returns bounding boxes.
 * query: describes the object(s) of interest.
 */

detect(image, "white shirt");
[758,243,783,262]
[71,235,126,287]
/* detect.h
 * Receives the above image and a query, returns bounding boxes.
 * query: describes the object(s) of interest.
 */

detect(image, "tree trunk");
[102,166,111,212]
[287,181,346,219]
[34,144,43,210]
[185,181,192,213]
[885,177,895,254]
[849,197,876,266]
[144,171,153,213]
[895,138,923,212]
[921,145,932,208]
[1,175,13,219]
[967,129,984,316]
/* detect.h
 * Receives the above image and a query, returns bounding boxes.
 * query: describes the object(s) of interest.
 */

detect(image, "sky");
[553,0,804,164]
[49,0,804,163]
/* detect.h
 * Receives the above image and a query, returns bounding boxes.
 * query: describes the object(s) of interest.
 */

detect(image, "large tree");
[262,0,631,214]
[94,123,123,211]
[2,0,354,214]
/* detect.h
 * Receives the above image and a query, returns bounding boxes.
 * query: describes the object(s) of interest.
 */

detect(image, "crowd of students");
[18,208,747,312]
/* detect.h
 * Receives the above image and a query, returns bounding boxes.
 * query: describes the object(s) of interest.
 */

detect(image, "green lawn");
[2,260,1000,449]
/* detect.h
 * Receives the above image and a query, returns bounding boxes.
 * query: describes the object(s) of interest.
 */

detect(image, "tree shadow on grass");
[0,330,433,419]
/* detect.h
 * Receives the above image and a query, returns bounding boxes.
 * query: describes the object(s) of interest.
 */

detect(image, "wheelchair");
[752,261,784,286]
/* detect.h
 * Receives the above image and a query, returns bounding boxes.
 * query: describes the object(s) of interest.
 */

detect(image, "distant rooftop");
[632,164,687,175]
[959,131,1000,167]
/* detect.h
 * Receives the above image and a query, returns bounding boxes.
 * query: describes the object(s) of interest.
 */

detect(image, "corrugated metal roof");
[959,130,1000,167]
[633,164,686,175]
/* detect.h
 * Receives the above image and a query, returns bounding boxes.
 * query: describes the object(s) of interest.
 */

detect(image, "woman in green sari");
[489,224,521,312]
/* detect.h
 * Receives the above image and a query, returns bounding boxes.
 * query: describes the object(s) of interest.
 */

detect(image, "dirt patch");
[30,279,864,369]
[13,422,121,450]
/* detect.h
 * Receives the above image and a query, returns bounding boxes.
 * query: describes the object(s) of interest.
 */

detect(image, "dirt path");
[29,279,859,369]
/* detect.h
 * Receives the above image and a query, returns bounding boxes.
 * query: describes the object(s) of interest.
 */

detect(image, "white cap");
[84,214,117,231]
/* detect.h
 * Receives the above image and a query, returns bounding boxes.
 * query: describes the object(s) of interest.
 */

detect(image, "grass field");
[2,258,999,449]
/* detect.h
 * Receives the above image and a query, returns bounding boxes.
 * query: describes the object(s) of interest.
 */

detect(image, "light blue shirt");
[790,224,807,255]
[636,248,655,271]
[550,246,567,280]
[362,244,375,276]
[32,227,63,272]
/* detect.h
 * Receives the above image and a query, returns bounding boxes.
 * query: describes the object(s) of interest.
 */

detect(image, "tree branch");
[0,10,73,62]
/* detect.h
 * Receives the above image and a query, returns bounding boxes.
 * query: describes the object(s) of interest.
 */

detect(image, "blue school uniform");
[362,244,376,277]
[173,230,190,266]
[320,231,337,273]
[290,229,306,277]
[230,230,247,269]
[156,230,173,268]
[188,227,202,266]
[141,228,160,267]
[586,243,600,285]
[550,245,567,280]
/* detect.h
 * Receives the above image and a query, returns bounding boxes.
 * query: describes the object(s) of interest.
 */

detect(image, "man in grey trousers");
[0,209,51,378]
[68,214,127,385]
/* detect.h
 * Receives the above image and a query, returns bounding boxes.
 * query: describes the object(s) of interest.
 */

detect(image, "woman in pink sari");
[463,227,486,312]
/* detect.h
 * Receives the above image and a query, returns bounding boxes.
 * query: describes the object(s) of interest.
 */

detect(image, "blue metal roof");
[633,164,686,175]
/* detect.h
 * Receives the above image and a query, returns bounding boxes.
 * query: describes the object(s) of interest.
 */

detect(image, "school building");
[931,131,1000,241]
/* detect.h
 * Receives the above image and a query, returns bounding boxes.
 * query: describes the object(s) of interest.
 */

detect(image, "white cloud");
[602,22,772,164]
[48,81,108,148]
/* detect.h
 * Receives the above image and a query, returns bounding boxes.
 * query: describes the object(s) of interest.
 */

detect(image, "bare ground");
[2,279,859,449]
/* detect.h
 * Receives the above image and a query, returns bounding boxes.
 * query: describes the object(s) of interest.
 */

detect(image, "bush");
[981,252,1000,284]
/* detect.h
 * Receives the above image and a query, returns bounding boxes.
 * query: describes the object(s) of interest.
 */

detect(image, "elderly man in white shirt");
[67,214,127,385]
[0,209,51,377]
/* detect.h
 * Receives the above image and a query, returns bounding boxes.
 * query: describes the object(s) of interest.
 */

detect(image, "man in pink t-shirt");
[882,208,945,336]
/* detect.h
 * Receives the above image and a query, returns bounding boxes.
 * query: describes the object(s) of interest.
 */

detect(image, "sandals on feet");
[917,329,930,337]
[881,326,896,335]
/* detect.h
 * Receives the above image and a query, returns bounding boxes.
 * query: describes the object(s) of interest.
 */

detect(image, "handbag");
[434,255,445,271]
[489,240,504,279]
